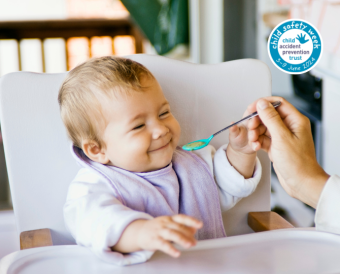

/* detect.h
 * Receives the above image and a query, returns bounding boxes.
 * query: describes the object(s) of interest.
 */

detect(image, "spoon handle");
[212,101,282,137]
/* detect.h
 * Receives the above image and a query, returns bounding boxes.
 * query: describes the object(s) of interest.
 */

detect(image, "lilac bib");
[72,146,226,240]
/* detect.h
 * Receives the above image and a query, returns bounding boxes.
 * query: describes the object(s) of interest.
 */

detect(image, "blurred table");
[1,229,340,274]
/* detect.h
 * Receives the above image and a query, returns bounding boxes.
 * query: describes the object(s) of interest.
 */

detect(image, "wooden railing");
[0,17,143,71]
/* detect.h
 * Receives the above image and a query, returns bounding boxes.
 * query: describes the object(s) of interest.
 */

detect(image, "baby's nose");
[152,123,169,139]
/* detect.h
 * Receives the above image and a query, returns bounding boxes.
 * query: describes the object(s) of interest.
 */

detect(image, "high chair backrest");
[0,55,271,245]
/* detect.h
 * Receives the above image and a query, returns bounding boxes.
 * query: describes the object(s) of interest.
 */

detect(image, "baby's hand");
[227,111,258,179]
[228,121,255,155]
[136,214,202,258]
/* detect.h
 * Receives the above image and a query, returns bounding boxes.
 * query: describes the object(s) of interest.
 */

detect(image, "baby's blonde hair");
[58,56,154,149]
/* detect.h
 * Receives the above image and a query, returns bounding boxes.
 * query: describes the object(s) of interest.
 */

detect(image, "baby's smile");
[148,136,172,153]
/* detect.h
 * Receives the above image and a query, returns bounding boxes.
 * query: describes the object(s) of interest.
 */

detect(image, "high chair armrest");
[20,228,53,250]
[248,211,294,232]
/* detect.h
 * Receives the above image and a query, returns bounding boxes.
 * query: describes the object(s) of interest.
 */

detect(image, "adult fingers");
[248,124,269,142]
[172,215,203,229]
[251,141,261,152]
[249,97,304,129]
[248,116,262,130]
[247,96,284,114]
[256,99,291,140]
[251,134,271,152]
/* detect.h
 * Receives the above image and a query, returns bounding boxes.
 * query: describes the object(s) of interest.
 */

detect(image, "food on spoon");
[183,141,206,150]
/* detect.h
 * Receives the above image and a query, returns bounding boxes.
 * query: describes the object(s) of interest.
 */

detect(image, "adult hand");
[247,96,329,208]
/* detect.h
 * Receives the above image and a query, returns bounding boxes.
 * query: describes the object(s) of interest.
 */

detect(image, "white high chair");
[1,55,340,274]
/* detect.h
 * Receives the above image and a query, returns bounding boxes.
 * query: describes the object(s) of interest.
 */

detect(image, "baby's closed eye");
[160,111,169,117]
[133,124,145,130]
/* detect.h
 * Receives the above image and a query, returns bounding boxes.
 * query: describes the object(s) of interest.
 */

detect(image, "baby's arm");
[112,215,202,257]
[214,145,262,211]
[64,169,153,265]
[193,145,262,212]
[65,168,202,264]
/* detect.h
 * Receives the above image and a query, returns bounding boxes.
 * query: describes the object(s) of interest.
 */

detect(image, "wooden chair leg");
[248,211,294,232]
[20,228,53,250]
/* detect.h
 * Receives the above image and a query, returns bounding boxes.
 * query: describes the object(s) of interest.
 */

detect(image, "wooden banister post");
[248,212,294,232]
[20,228,53,250]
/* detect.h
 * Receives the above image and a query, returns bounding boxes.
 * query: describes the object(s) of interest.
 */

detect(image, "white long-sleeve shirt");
[64,144,262,265]
[315,175,340,234]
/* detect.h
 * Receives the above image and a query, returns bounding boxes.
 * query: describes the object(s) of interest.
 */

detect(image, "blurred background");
[0,0,340,259]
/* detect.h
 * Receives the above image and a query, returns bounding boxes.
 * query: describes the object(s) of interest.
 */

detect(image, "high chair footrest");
[20,228,53,250]
[248,211,294,232]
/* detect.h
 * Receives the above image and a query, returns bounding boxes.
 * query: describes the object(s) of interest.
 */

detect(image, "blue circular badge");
[268,19,323,75]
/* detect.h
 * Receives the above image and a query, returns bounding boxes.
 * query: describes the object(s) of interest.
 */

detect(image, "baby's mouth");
[149,139,172,152]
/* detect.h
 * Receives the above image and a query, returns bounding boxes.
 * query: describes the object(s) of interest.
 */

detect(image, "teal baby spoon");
[182,101,281,151]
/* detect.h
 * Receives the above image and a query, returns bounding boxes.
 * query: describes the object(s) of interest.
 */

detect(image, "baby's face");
[100,76,181,172]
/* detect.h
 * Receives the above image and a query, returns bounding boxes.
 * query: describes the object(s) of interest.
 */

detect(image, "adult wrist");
[294,169,330,208]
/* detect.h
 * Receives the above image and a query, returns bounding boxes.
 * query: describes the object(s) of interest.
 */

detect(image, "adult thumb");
[256,99,289,138]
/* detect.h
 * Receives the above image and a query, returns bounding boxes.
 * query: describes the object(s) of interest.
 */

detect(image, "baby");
[59,56,262,266]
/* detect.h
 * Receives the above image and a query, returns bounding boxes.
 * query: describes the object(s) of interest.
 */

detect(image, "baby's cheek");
[171,118,181,145]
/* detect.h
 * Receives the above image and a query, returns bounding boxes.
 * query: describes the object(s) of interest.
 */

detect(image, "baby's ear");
[82,141,110,164]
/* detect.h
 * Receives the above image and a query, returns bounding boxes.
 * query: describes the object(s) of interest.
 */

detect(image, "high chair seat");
[2,229,340,274]
[0,55,322,271]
